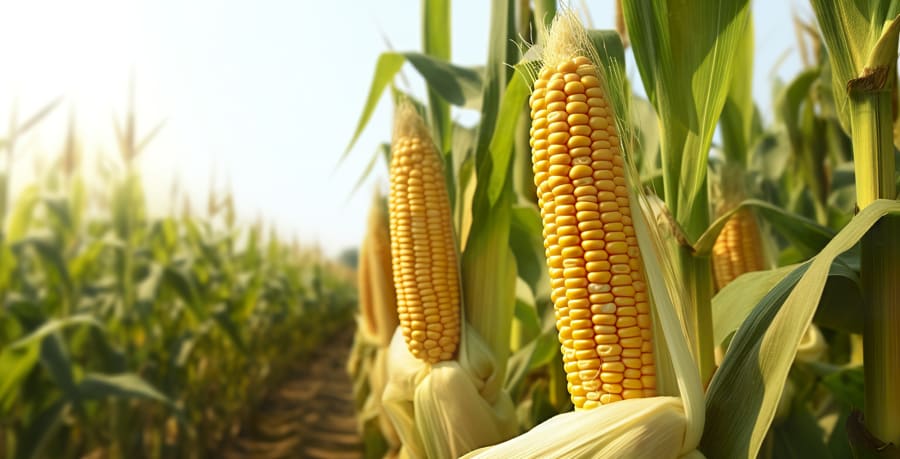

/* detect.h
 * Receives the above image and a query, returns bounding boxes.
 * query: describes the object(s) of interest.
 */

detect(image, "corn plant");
[347,0,900,458]
[0,98,356,458]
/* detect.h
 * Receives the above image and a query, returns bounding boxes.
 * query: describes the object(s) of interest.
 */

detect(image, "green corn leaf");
[622,0,751,239]
[0,340,40,413]
[719,17,756,166]
[343,53,405,161]
[702,199,900,458]
[212,306,248,354]
[693,199,835,259]
[810,1,900,132]
[77,372,171,406]
[766,403,832,459]
[6,185,39,242]
[423,0,452,150]
[712,257,861,348]
[343,52,483,160]
[508,205,547,296]
[461,189,517,399]
[163,265,207,320]
[12,233,74,297]
[0,315,100,412]
[13,400,66,459]
[487,67,533,206]
[40,335,80,408]
[533,0,556,31]
[504,329,557,398]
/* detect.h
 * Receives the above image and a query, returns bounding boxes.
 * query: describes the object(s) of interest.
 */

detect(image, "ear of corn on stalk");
[349,190,403,458]
[528,14,655,410]
[466,12,706,459]
[381,103,517,459]
[709,166,768,291]
[363,190,401,347]
[711,208,766,291]
[389,103,461,364]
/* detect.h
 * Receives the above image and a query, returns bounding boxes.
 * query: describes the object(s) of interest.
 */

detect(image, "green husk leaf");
[622,0,751,239]
[702,199,900,458]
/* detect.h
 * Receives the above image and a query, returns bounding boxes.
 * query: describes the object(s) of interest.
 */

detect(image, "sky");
[0,0,805,257]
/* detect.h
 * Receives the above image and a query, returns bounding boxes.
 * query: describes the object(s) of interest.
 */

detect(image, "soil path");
[223,329,362,459]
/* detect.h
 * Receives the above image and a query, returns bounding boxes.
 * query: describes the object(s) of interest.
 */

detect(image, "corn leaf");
[622,0,751,239]
[487,66,533,206]
[766,403,832,458]
[693,199,835,259]
[11,96,63,141]
[460,0,519,390]
[343,52,482,160]
[13,400,66,459]
[0,339,40,413]
[810,0,900,131]
[423,0,452,151]
[77,372,171,405]
[504,329,557,398]
[712,257,861,348]
[6,185,39,242]
[461,189,517,397]
[719,17,756,166]
[508,205,547,297]
[40,335,79,408]
[702,199,900,458]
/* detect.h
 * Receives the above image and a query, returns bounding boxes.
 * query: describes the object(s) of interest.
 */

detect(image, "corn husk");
[462,397,697,458]
[382,324,517,459]
[349,189,403,458]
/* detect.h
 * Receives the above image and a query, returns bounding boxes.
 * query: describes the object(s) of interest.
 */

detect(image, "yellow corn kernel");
[389,104,460,364]
[360,191,400,347]
[712,208,765,290]
[530,55,656,409]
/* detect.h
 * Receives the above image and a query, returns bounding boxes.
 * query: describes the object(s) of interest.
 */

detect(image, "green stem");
[678,249,716,386]
[861,215,900,446]
[850,88,900,445]
[849,91,895,209]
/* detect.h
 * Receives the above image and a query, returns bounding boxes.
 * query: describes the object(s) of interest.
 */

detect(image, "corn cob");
[363,192,400,347]
[711,208,765,290]
[388,104,460,364]
[529,54,656,409]
[357,235,378,338]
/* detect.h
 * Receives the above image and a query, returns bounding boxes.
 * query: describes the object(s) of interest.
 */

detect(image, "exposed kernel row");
[529,55,656,409]
[389,122,461,364]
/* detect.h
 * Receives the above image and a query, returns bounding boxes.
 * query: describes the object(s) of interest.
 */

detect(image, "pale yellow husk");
[382,324,517,459]
[360,346,401,452]
[349,190,403,456]
[462,396,700,459]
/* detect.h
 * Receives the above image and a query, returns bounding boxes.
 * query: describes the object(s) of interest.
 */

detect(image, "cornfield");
[3,0,900,458]
[0,98,356,457]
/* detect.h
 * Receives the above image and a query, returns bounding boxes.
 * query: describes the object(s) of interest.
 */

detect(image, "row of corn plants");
[0,99,356,458]
[347,0,900,457]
